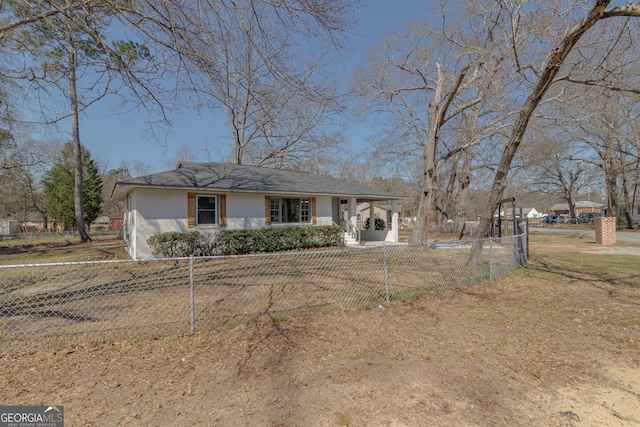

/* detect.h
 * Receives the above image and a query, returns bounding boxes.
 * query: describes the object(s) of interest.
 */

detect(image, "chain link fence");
[0,231,120,247]
[1,234,527,355]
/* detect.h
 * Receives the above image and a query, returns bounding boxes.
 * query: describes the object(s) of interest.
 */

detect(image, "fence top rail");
[0,245,381,269]
[0,233,527,269]
[406,233,525,248]
[0,258,141,269]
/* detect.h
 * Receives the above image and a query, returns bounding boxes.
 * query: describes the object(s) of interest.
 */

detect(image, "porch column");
[348,197,358,229]
[391,200,399,242]
[369,201,375,228]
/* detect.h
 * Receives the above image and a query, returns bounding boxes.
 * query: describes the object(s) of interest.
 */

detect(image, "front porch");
[338,198,403,247]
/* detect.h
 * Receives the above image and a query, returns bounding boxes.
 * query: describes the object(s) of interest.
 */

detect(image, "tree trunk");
[411,107,439,245]
[630,160,639,229]
[603,146,619,220]
[621,164,634,229]
[68,38,90,242]
[470,1,619,265]
[454,148,472,239]
[567,193,577,222]
[411,64,470,244]
[412,151,436,245]
[437,161,458,233]
[453,107,477,239]
[232,113,244,165]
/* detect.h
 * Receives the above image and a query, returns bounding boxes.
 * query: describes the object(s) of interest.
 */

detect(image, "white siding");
[123,192,137,259]
[125,190,338,259]
[132,189,190,259]
[315,196,333,225]
[226,193,266,230]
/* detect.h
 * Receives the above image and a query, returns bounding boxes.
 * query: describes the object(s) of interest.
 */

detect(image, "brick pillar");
[595,217,616,245]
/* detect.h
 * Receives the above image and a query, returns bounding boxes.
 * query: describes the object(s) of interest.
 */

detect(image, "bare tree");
[109,0,355,166]
[542,77,640,228]
[0,134,60,226]
[165,143,199,169]
[355,2,533,243]
[356,18,489,243]
[2,0,356,240]
[448,110,480,237]
[473,0,640,246]
[521,133,591,221]
[247,82,346,169]
[0,1,101,37]
[116,158,155,179]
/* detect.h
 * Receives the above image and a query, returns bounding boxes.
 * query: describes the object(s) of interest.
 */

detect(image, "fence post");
[189,257,195,332]
[489,237,493,281]
[383,245,390,302]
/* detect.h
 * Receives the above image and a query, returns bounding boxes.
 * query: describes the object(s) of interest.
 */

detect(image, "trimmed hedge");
[213,225,344,255]
[147,225,344,258]
[147,231,215,258]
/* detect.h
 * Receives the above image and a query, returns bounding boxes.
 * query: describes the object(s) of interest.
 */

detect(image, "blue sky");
[47,0,432,173]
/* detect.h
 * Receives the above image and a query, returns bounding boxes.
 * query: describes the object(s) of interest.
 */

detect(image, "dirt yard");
[1,240,639,426]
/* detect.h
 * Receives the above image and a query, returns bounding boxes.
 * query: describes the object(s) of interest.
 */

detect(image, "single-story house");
[548,201,606,217]
[111,162,405,259]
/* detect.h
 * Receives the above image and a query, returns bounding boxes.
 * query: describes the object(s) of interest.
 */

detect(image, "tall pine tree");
[4,2,150,241]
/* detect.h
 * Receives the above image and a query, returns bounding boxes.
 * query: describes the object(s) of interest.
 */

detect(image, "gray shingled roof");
[111,162,405,201]
[549,201,606,211]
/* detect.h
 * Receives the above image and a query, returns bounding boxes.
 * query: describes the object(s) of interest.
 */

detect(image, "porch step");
[343,234,360,246]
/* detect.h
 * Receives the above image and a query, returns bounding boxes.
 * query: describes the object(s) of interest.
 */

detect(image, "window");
[300,198,310,222]
[197,195,217,225]
[270,197,311,224]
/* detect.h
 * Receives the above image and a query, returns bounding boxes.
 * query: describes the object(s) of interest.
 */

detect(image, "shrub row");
[146,231,215,258]
[148,225,344,258]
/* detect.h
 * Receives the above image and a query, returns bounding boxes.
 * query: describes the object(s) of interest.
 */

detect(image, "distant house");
[11,212,50,232]
[91,216,110,230]
[0,219,19,235]
[111,162,405,259]
[548,201,606,217]
[495,207,543,219]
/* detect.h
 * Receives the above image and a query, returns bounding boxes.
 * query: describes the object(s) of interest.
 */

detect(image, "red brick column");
[595,217,616,245]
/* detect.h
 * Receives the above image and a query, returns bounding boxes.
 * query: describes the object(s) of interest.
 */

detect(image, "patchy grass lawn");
[1,233,639,426]
[0,238,126,265]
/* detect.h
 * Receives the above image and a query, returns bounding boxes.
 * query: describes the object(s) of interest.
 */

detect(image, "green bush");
[215,225,344,255]
[148,226,344,258]
[147,231,215,258]
[365,217,386,230]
